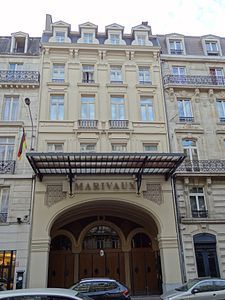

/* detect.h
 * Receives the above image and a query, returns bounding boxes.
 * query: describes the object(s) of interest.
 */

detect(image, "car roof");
[0,288,81,299]
[80,277,116,282]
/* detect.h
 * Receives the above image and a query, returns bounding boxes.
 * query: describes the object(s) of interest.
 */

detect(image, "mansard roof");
[79,22,98,30]
[105,23,124,32]
[52,20,71,28]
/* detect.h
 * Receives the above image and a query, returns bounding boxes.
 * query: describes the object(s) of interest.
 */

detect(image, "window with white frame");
[172,66,186,76]
[50,95,64,120]
[216,100,225,122]
[143,143,158,152]
[182,139,198,161]
[110,66,122,83]
[137,34,146,45]
[209,68,224,85]
[52,64,65,82]
[55,31,65,43]
[82,65,94,83]
[111,143,127,152]
[169,40,183,55]
[138,67,151,84]
[111,96,125,120]
[177,99,193,122]
[205,41,219,55]
[81,96,95,119]
[0,137,14,160]
[0,188,9,223]
[140,97,154,121]
[80,143,96,152]
[8,63,23,71]
[189,187,207,218]
[83,33,93,44]
[47,143,64,152]
[2,96,19,121]
[110,34,120,45]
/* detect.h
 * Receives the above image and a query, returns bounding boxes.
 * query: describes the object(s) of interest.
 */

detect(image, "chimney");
[45,14,52,31]
[142,21,148,26]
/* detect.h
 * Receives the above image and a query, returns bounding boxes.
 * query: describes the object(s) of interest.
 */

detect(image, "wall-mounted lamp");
[24,97,34,151]
[17,217,22,224]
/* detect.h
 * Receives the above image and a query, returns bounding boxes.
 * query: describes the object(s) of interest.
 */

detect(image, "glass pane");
[190,196,197,211]
[198,196,206,210]
[184,100,192,117]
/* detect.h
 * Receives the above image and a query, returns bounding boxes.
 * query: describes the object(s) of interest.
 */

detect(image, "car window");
[195,280,215,292]
[213,280,225,291]
[90,282,117,292]
[72,282,91,292]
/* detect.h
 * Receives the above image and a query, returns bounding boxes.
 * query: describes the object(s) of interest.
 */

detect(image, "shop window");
[0,250,16,290]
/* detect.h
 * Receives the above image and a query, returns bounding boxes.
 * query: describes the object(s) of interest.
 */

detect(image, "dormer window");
[206,41,219,55]
[83,33,93,44]
[169,40,183,55]
[55,31,65,43]
[110,34,120,45]
[137,34,146,45]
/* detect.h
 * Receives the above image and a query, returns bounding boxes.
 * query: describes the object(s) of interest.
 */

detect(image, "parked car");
[160,277,225,299]
[0,288,93,299]
[70,278,131,300]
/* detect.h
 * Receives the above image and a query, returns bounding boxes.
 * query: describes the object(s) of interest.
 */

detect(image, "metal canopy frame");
[26,152,185,195]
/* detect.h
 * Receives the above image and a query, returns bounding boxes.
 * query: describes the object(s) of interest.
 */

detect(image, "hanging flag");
[17,128,27,159]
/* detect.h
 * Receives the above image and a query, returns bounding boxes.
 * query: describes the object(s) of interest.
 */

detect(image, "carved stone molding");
[45,185,66,207]
[143,183,163,205]
[194,88,200,102]
[208,89,215,103]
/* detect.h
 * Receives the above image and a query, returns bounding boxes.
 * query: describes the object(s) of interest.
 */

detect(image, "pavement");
[131,296,160,300]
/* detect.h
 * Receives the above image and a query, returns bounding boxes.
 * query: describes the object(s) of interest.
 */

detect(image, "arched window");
[194,233,220,277]
[83,225,120,250]
[131,233,152,248]
[51,235,72,251]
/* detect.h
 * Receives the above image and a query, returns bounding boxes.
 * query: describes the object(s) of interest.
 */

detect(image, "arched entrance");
[79,225,125,283]
[47,200,162,295]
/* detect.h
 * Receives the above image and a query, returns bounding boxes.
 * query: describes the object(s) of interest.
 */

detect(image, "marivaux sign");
[74,180,136,192]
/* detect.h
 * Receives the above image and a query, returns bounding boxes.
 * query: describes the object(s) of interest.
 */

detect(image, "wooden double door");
[79,250,125,283]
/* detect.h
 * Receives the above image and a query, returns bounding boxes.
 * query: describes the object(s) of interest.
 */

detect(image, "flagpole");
[24,98,34,151]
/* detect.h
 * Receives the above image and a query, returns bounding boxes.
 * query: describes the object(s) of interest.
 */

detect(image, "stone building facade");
[0,31,40,288]
[158,33,225,281]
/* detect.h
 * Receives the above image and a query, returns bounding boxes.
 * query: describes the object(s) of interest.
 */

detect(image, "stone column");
[158,234,182,293]
[124,251,131,289]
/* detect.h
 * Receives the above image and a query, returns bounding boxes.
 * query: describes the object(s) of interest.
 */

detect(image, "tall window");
[182,139,199,171]
[169,40,183,54]
[52,64,65,82]
[110,66,122,83]
[81,96,95,119]
[111,144,127,152]
[50,95,64,120]
[82,65,94,83]
[111,96,125,120]
[83,33,93,44]
[110,34,120,45]
[55,32,65,43]
[139,67,151,84]
[172,66,186,75]
[209,68,224,85]
[0,137,14,160]
[177,99,193,122]
[0,188,9,223]
[2,96,19,121]
[47,143,64,152]
[216,100,225,122]
[80,143,96,152]
[140,97,154,121]
[189,187,207,218]
[206,41,219,55]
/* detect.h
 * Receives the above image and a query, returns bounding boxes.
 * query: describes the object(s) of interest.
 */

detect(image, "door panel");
[132,249,146,295]
[80,253,93,278]
[92,253,106,277]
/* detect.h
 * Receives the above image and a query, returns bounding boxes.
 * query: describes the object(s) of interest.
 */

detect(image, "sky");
[1,0,225,37]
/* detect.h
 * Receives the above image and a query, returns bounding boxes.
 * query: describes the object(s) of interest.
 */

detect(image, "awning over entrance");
[26,152,185,194]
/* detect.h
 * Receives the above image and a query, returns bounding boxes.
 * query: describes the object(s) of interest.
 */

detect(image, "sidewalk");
[131,296,160,300]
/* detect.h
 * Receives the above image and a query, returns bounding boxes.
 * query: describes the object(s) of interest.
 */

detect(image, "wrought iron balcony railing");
[176,160,225,174]
[0,70,40,84]
[82,79,95,83]
[109,120,129,129]
[219,117,225,122]
[170,49,184,55]
[0,212,7,223]
[0,160,15,174]
[139,80,152,85]
[192,210,208,218]
[179,116,194,122]
[164,75,225,86]
[78,119,98,129]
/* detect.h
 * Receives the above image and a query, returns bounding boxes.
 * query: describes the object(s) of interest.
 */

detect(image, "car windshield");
[175,279,201,291]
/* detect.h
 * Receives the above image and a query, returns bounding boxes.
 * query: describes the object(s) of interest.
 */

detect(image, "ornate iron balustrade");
[82,79,95,83]
[219,117,225,122]
[109,120,129,129]
[0,160,15,174]
[78,119,98,129]
[192,210,208,218]
[176,160,225,173]
[0,212,7,223]
[179,116,194,122]
[164,75,225,86]
[139,80,152,85]
[0,70,40,83]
